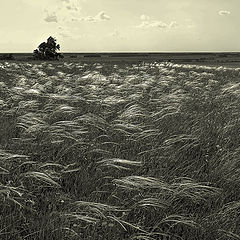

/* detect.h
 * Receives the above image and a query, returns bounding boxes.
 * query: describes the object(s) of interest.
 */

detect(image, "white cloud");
[43,2,110,25]
[96,11,110,21]
[84,16,95,22]
[150,21,168,28]
[169,21,179,28]
[44,11,58,23]
[78,11,110,22]
[64,0,81,12]
[219,10,231,16]
[44,0,82,24]
[66,5,79,11]
[136,15,179,29]
[55,0,81,12]
[140,14,150,21]
[136,20,168,29]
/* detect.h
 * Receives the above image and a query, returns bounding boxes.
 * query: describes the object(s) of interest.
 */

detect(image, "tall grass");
[0,60,240,239]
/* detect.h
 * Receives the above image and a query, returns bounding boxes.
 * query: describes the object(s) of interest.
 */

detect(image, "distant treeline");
[1,51,240,63]
[0,54,15,60]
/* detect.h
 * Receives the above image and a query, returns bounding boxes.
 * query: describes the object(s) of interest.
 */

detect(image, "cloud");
[169,21,178,28]
[57,0,81,12]
[44,0,82,24]
[44,11,58,23]
[136,15,178,29]
[96,11,110,21]
[66,5,79,11]
[84,16,95,22]
[78,11,110,22]
[140,14,151,21]
[219,10,231,16]
[64,0,80,11]
[136,20,168,29]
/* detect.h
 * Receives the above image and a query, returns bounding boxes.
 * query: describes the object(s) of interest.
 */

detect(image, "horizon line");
[1,51,240,54]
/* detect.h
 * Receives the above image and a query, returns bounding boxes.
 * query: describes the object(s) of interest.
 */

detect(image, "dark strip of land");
[1,52,240,65]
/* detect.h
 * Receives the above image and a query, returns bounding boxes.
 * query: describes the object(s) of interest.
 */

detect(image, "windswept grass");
[0,60,240,239]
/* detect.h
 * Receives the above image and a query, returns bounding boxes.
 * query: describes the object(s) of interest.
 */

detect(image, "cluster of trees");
[33,36,64,60]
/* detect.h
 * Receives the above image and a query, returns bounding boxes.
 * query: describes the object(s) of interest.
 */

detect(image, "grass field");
[0,60,240,240]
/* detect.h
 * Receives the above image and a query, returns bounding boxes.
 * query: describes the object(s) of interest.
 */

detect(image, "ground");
[0,60,240,240]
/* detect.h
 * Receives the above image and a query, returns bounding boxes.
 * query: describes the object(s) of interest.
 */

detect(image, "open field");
[1,60,240,239]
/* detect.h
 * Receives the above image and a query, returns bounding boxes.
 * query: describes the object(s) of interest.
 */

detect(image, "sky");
[0,0,239,52]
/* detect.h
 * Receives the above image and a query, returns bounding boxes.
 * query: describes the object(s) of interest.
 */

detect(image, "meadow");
[0,60,240,240]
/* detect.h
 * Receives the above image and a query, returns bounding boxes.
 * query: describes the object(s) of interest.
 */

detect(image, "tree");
[33,36,64,60]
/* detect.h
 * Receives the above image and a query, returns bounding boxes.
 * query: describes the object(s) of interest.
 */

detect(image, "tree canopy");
[33,36,63,60]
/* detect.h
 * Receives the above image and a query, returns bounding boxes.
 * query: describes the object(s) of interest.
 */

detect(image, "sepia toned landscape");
[1,58,240,239]
[1,0,240,239]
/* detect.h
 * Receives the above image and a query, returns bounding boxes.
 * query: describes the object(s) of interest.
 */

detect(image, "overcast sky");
[0,0,238,52]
